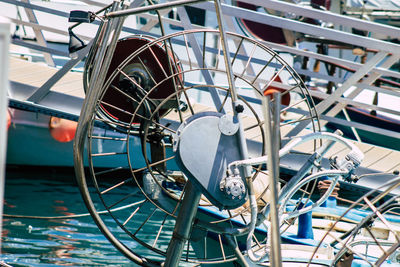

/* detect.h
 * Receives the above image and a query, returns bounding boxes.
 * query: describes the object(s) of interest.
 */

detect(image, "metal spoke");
[280,116,313,127]
[95,166,126,176]
[183,33,192,70]
[108,191,142,210]
[148,45,168,78]
[218,234,226,261]
[109,84,141,106]
[94,117,130,129]
[138,56,158,85]
[133,207,158,236]
[117,67,146,91]
[218,90,230,113]
[171,181,188,215]
[262,65,286,92]
[100,99,176,134]
[123,200,147,226]
[376,242,400,266]
[325,232,373,267]
[363,226,387,254]
[244,121,264,132]
[239,42,257,79]
[100,177,134,195]
[185,239,190,261]
[364,197,400,242]
[152,213,169,247]
[91,135,128,141]
[342,242,373,266]
[214,35,222,70]
[160,40,185,124]
[204,235,207,259]
[252,234,262,249]
[152,121,177,134]
[251,54,277,85]
[231,37,244,66]
[99,100,136,118]
[132,155,176,174]
[164,42,195,117]
[202,31,206,68]
[280,95,308,113]
[240,213,247,224]
[91,151,127,157]
[182,88,195,115]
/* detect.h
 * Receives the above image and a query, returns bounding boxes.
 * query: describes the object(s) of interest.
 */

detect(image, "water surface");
[2,167,138,266]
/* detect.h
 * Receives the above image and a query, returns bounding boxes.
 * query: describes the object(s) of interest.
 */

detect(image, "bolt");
[235,104,244,113]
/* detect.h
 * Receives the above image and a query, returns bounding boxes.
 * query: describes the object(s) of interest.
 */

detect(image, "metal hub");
[220,173,246,200]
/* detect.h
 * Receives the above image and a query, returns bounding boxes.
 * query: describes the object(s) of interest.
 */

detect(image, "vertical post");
[164,181,201,266]
[74,2,149,265]
[214,0,251,177]
[0,16,10,250]
[262,93,282,267]
[21,0,55,67]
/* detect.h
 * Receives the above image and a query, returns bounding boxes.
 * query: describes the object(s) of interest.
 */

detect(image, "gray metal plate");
[176,112,245,209]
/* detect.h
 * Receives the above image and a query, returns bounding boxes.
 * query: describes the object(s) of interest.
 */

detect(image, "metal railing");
[1,0,400,147]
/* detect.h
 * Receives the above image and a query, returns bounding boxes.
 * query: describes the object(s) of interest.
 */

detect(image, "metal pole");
[74,2,151,265]
[164,181,202,266]
[214,0,251,177]
[0,16,10,252]
[262,94,282,267]
[106,0,207,18]
[214,0,237,103]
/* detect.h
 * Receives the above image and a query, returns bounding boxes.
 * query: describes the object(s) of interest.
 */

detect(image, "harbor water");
[1,167,143,266]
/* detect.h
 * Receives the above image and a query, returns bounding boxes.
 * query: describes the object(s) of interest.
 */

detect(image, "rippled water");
[1,167,139,266]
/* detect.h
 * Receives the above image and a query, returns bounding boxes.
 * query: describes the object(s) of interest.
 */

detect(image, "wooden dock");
[8,55,400,174]
[9,56,84,98]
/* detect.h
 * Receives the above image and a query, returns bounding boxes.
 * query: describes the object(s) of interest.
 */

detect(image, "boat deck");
[9,56,84,98]
[8,56,400,174]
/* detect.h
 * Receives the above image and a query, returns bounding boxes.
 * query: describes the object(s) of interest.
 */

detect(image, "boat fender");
[263,75,291,106]
[6,109,11,130]
[49,117,77,142]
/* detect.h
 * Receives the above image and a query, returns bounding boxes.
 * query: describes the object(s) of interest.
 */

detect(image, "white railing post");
[20,0,55,67]
[0,16,10,250]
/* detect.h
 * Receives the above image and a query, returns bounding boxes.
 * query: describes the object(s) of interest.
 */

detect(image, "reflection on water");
[1,167,139,266]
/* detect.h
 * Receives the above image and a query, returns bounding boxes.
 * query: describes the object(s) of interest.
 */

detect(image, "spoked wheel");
[74,29,321,265]
[306,175,400,266]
